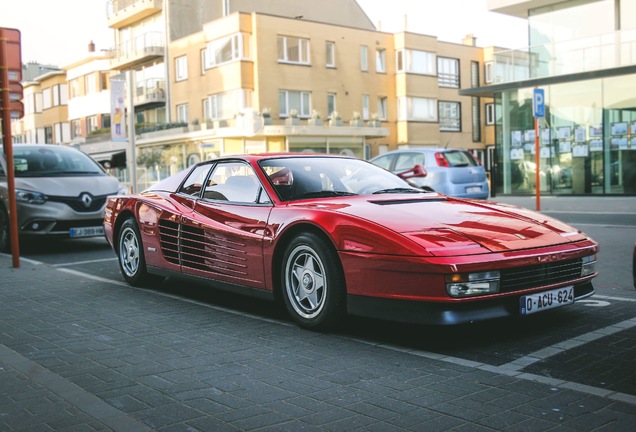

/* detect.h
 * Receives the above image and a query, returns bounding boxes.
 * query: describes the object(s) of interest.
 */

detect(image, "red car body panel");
[104,154,599,326]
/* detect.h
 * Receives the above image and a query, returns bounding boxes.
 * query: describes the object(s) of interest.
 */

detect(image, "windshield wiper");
[295,191,357,199]
[372,188,423,194]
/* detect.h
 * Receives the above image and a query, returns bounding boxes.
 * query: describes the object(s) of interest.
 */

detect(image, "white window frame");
[177,103,189,124]
[360,45,368,72]
[277,35,310,65]
[327,93,337,118]
[486,103,495,125]
[437,57,460,88]
[485,61,493,84]
[204,33,249,70]
[203,89,252,121]
[326,41,335,68]
[42,88,52,110]
[396,49,436,75]
[377,97,388,120]
[362,95,369,120]
[279,90,311,118]
[397,96,438,122]
[438,101,461,132]
[376,48,386,73]
[175,55,188,81]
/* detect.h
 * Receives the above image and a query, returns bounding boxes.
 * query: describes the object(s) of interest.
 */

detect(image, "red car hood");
[323,195,585,254]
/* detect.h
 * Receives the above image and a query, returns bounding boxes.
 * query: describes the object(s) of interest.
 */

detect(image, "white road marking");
[53,257,118,267]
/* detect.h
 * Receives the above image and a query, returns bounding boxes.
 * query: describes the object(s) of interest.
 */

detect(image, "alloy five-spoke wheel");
[117,218,151,286]
[282,232,345,330]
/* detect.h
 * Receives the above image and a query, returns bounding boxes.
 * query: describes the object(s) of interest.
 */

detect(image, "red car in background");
[104,154,598,330]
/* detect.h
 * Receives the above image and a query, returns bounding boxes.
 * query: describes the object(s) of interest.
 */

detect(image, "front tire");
[117,218,151,286]
[281,232,345,330]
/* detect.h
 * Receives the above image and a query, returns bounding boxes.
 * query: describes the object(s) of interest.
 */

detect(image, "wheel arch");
[271,222,345,304]
[112,209,136,253]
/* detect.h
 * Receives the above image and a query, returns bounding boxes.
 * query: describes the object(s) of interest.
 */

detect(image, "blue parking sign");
[533,88,545,118]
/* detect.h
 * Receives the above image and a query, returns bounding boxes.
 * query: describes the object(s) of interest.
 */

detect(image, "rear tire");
[117,218,152,286]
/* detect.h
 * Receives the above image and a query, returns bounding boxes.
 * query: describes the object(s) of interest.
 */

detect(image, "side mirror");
[396,164,427,180]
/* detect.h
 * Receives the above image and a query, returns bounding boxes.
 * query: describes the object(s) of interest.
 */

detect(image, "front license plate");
[466,186,482,193]
[70,226,104,238]
[520,286,574,315]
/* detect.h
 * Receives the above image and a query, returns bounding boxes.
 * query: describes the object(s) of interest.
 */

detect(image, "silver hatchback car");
[370,148,489,199]
[0,144,126,251]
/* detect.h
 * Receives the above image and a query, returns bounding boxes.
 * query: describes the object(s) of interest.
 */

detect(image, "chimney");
[463,34,477,47]
[88,40,95,52]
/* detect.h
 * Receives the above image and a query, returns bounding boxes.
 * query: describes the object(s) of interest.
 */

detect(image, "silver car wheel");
[119,225,140,277]
[285,244,327,319]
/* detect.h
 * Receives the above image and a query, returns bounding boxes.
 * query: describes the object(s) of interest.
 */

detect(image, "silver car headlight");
[581,255,596,277]
[15,189,47,205]
[446,271,500,297]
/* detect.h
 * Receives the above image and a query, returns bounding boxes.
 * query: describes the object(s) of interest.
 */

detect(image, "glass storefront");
[495,74,636,195]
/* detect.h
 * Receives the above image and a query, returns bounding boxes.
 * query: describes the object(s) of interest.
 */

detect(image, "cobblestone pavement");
[1,251,635,431]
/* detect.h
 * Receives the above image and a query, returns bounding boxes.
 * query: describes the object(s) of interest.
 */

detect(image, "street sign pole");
[532,88,545,212]
[0,27,23,268]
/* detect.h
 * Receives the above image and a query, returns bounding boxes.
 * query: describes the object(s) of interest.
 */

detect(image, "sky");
[0,0,528,68]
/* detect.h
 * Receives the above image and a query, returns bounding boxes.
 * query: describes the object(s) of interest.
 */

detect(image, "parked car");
[0,144,126,251]
[633,242,636,289]
[104,153,598,330]
[370,148,489,199]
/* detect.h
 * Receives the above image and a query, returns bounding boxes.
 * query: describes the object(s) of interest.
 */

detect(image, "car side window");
[395,153,424,171]
[202,162,262,204]
[372,154,393,170]
[179,164,213,197]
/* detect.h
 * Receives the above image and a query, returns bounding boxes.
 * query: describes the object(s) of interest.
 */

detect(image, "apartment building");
[463,0,636,196]
[12,0,496,192]
[12,70,69,145]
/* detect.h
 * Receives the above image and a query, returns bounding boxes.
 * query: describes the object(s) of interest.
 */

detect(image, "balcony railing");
[135,78,166,106]
[111,31,165,70]
[491,29,636,84]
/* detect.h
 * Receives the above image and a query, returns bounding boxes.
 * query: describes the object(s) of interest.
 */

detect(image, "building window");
[362,95,369,120]
[439,101,461,132]
[438,57,459,88]
[485,61,493,84]
[86,115,98,133]
[396,49,436,75]
[486,103,495,125]
[326,41,335,68]
[376,48,386,73]
[102,114,111,129]
[203,89,252,121]
[100,72,109,91]
[71,119,82,139]
[377,97,387,120]
[360,45,368,71]
[70,78,81,98]
[204,33,249,69]
[42,88,52,110]
[44,126,53,144]
[201,48,207,74]
[279,90,311,118]
[397,97,437,122]
[277,35,310,64]
[471,61,480,88]
[472,97,480,142]
[85,74,97,95]
[177,103,189,123]
[175,55,188,81]
[327,93,336,118]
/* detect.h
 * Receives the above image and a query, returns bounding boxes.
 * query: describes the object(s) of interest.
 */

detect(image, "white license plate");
[70,226,104,238]
[520,286,574,315]
[466,186,482,193]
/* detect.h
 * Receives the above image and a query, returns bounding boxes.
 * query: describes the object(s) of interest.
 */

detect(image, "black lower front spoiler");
[346,282,595,326]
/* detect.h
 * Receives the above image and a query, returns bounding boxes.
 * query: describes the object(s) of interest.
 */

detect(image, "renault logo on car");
[80,193,93,208]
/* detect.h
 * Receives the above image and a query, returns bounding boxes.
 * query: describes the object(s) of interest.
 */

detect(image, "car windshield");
[260,156,420,201]
[12,146,104,177]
